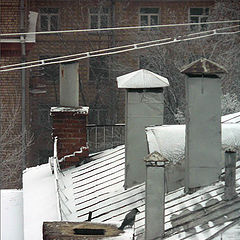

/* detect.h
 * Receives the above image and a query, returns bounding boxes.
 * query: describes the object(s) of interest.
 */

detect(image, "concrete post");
[60,61,79,107]
[181,58,227,193]
[224,149,237,201]
[145,151,167,240]
[117,69,169,189]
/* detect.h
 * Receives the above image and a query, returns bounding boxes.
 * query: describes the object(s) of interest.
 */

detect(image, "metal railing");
[50,136,72,221]
[87,124,125,153]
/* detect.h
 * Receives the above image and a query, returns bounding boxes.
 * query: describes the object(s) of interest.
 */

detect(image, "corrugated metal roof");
[59,145,240,240]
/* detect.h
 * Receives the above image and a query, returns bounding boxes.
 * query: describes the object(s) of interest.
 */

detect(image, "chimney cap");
[117,69,169,89]
[144,151,168,163]
[180,58,227,77]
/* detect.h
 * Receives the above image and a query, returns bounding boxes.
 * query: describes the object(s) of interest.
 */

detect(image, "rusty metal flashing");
[180,58,227,77]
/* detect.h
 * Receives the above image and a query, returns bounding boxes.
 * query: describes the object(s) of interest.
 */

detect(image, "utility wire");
[0,26,239,72]
[1,19,240,37]
[1,24,238,70]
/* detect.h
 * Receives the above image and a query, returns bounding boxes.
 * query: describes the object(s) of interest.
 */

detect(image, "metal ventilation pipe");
[224,149,237,201]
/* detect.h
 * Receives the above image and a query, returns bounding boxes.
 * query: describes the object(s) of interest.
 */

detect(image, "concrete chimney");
[60,61,79,107]
[144,151,167,240]
[117,69,169,189]
[181,58,227,193]
[224,148,237,201]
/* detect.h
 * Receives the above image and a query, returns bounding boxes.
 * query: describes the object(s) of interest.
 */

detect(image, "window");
[189,8,209,31]
[140,8,160,29]
[89,56,109,83]
[39,56,59,83]
[38,105,51,126]
[89,7,109,29]
[39,8,59,31]
[88,108,108,125]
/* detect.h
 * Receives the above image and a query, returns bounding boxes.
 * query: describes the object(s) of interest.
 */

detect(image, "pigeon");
[118,208,140,230]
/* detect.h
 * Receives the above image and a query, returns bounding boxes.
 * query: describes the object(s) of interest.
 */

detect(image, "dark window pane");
[48,8,58,14]
[190,8,203,15]
[50,15,58,30]
[100,15,108,28]
[140,16,148,26]
[205,8,209,15]
[91,15,98,29]
[151,15,158,25]
[40,15,48,31]
[200,16,208,23]
[190,16,199,23]
[140,8,159,14]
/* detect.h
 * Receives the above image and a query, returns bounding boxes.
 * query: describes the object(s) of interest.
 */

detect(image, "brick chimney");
[50,107,89,169]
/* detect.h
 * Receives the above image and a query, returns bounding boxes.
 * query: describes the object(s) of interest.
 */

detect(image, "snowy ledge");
[50,106,89,114]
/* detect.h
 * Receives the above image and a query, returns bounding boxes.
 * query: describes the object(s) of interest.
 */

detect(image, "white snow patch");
[146,123,240,163]
[0,189,23,240]
[23,163,59,240]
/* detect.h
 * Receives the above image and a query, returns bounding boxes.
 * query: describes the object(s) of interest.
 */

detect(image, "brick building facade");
[3,0,237,188]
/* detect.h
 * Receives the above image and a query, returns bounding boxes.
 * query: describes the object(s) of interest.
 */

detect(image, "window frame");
[189,7,209,31]
[39,8,59,31]
[89,7,110,29]
[139,7,160,30]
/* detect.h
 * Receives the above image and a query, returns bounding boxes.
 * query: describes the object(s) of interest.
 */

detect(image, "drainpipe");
[20,0,26,170]
[145,151,167,240]
[224,148,237,201]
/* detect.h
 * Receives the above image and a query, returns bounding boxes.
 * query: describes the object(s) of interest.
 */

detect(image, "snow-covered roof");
[0,189,23,240]
[24,144,240,240]
[145,123,240,164]
[221,112,240,123]
[117,69,169,89]
[23,164,59,240]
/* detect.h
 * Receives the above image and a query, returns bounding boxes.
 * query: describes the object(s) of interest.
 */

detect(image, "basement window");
[189,7,209,31]
[39,8,59,31]
[73,228,105,235]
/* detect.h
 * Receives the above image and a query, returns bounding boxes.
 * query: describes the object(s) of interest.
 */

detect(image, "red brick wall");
[0,0,30,188]
[51,108,89,169]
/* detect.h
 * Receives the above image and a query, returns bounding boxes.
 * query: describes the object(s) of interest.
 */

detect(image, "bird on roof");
[118,208,140,230]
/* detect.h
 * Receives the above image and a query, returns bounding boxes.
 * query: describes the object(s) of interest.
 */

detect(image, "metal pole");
[20,0,26,171]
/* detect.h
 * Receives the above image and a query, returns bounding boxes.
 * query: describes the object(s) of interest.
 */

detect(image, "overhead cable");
[0,19,240,37]
[0,26,239,72]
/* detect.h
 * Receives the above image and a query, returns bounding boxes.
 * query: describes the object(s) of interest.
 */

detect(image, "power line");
[0,26,239,72]
[1,19,240,37]
[1,24,238,70]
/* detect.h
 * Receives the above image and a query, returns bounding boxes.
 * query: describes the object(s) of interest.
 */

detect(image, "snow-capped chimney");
[50,107,89,169]
[117,69,169,189]
[181,58,227,193]
[145,151,167,240]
